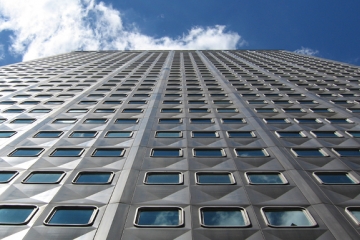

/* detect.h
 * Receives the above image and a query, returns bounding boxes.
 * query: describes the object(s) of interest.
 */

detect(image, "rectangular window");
[291,148,328,157]
[192,131,218,138]
[227,131,255,138]
[144,172,183,184]
[294,118,322,124]
[67,109,88,113]
[235,149,269,157]
[50,148,84,157]
[151,149,182,157]
[326,118,353,124]
[310,108,334,113]
[264,118,290,124]
[0,131,16,138]
[161,108,182,113]
[261,207,317,227]
[70,131,97,138]
[217,108,238,113]
[94,109,115,113]
[83,118,107,124]
[193,148,226,157]
[45,101,64,105]
[9,148,44,157]
[122,108,143,113]
[255,108,278,113]
[34,131,63,138]
[158,118,182,124]
[189,108,210,113]
[332,148,360,157]
[196,172,235,184]
[221,118,246,124]
[163,100,181,104]
[155,131,182,138]
[73,172,114,184]
[115,119,138,124]
[134,207,184,227]
[276,131,306,138]
[190,118,213,124]
[0,171,18,183]
[346,131,360,138]
[345,207,360,225]
[22,171,65,184]
[105,131,133,138]
[44,206,98,226]
[53,119,77,124]
[30,109,52,113]
[11,119,36,124]
[282,108,306,113]
[3,109,25,113]
[311,131,343,138]
[92,148,125,157]
[0,205,38,225]
[200,207,250,227]
[246,172,288,184]
[103,101,122,104]
[213,100,232,104]
[313,172,358,184]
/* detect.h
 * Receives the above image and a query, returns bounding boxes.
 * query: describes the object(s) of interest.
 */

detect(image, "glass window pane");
[156,132,181,138]
[105,131,132,138]
[201,208,247,227]
[227,131,254,138]
[235,149,268,157]
[10,148,43,157]
[333,148,360,157]
[0,206,37,224]
[189,108,209,113]
[347,131,360,138]
[51,149,83,157]
[159,119,181,124]
[217,108,237,113]
[295,118,322,124]
[312,131,341,138]
[276,132,304,138]
[122,109,143,113]
[152,149,181,157]
[11,119,35,124]
[70,131,97,138]
[115,119,138,124]
[255,108,277,113]
[194,149,224,157]
[347,207,360,224]
[84,119,107,124]
[0,171,18,183]
[4,109,25,113]
[23,172,64,183]
[30,109,51,113]
[247,173,286,184]
[292,149,326,157]
[263,208,315,227]
[53,119,77,124]
[46,207,96,225]
[94,109,115,113]
[222,118,246,124]
[196,173,233,184]
[74,172,113,184]
[0,131,16,138]
[67,109,88,113]
[192,132,217,138]
[145,173,181,184]
[326,118,352,124]
[135,208,182,226]
[161,108,181,113]
[34,131,62,138]
[264,118,289,124]
[92,149,124,157]
[314,172,356,184]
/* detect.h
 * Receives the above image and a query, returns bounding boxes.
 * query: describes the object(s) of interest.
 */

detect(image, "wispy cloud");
[0,0,244,61]
[294,47,319,56]
[0,44,4,60]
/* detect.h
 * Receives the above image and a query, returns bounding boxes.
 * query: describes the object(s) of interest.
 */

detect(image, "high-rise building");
[0,50,359,239]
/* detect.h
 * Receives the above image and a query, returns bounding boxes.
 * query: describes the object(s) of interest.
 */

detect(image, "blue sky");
[0,0,359,66]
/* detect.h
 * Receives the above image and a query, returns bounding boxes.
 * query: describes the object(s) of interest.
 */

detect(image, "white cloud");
[294,47,319,56]
[0,0,244,61]
[0,44,4,60]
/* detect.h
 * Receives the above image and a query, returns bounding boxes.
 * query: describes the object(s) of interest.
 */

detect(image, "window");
[53,119,77,124]
[310,108,334,113]
[129,100,147,104]
[213,100,232,104]
[144,172,183,184]
[78,101,97,105]
[73,172,114,184]
[84,118,107,124]
[255,108,278,113]
[346,131,360,138]
[0,171,18,183]
[50,148,84,157]
[158,118,182,124]
[332,148,360,157]
[313,172,358,184]
[103,100,122,104]
[133,94,150,97]
[282,108,306,113]
[165,94,181,97]
[105,131,133,138]
[291,148,328,157]
[92,148,125,157]
[0,205,38,225]
[347,108,360,113]
[70,131,97,138]
[200,207,250,227]
[276,131,306,138]
[0,101,16,105]
[161,108,182,113]
[311,131,342,138]
[67,109,88,113]
[221,118,246,124]
[196,172,235,184]
[235,148,269,157]
[4,109,25,113]
[193,148,226,157]
[34,131,63,138]
[44,206,98,226]
[115,118,138,124]
[190,118,213,124]
[163,100,181,104]
[155,131,182,138]
[326,118,353,124]
[264,118,290,124]
[217,108,238,113]
[189,100,207,104]
[246,172,288,184]
[22,171,65,184]
[295,118,322,124]
[45,101,64,105]
[345,207,360,225]
[151,149,182,157]
[192,131,218,138]
[122,108,143,113]
[261,207,317,227]
[227,131,255,138]
[297,100,318,104]
[9,148,44,157]
[134,207,184,227]
[94,109,115,113]
[247,100,267,104]
[30,109,52,113]
[189,108,210,113]
[0,131,16,138]
[110,94,126,98]
[20,101,40,105]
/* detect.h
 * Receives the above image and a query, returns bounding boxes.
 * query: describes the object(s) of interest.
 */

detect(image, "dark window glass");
[311,108,333,113]
[34,131,63,138]
[262,208,315,227]
[161,108,181,113]
[159,118,181,124]
[78,101,97,105]
[20,101,40,105]
[201,208,248,227]
[276,131,305,138]
[347,108,360,113]
[44,206,97,226]
[191,118,213,124]
[333,148,360,157]
[0,171,18,183]
[255,108,277,113]
[30,109,52,113]
[129,100,147,104]
[346,207,360,224]
[94,109,115,113]
[145,172,182,184]
[311,131,342,138]
[110,94,126,98]
[11,119,36,124]
[9,148,43,157]
[122,109,143,113]
[292,148,327,157]
[222,118,246,124]
[50,148,83,157]
[247,172,286,184]
[235,149,268,157]
[4,109,24,113]
[196,173,233,184]
[193,149,225,157]
[283,108,305,113]
[135,207,182,227]
[133,94,150,97]
[326,118,352,124]
[73,172,113,184]
[192,131,218,138]
[0,205,38,225]
[92,148,125,157]
[67,109,88,113]
[23,172,64,183]
[227,131,254,138]
[217,108,238,113]
[0,131,16,138]
[295,118,322,124]
[151,149,181,157]
[115,119,138,124]
[189,108,209,113]
[103,101,122,104]
[45,101,64,105]
[347,131,360,138]
[248,100,267,104]
[314,172,357,184]
[84,118,107,124]
[70,131,97,138]
[0,101,16,105]
[155,131,182,138]
[213,100,231,104]
[265,118,289,124]
[105,131,132,138]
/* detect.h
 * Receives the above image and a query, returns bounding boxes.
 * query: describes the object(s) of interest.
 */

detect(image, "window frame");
[313,171,359,185]
[291,148,328,157]
[143,172,184,185]
[226,131,256,138]
[294,118,322,124]
[275,131,306,138]
[190,118,214,124]
[105,131,133,138]
[43,206,99,226]
[151,148,183,157]
[191,131,219,138]
[221,118,246,124]
[235,148,269,158]
[263,118,290,124]
[155,131,182,138]
[158,118,182,124]
[133,207,184,228]
[245,172,288,185]
[0,131,17,138]
[199,207,250,228]
[332,148,360,157]
[0,204,38,225]
[345,207,360,225]
[9,148,44,157]
[310,131,343,138]
[72,171,114,185]
[69,131,98,138]
[0,171,19,183]
[50,148,84,157]
[192,148,226,157]
[52,119,77,124]
[195,172,235,185]
[22,171,66,184]
[91,148,125,157]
